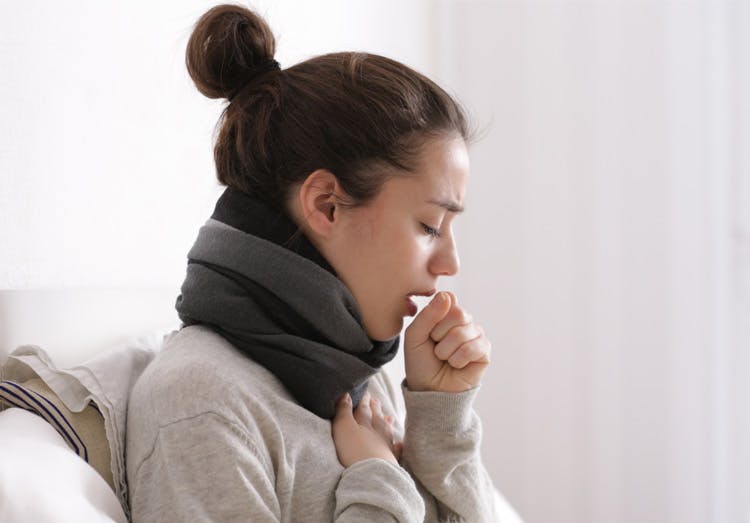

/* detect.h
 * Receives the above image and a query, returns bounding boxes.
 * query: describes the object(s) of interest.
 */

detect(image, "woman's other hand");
[403,291,491,393]
[331,391,403,468]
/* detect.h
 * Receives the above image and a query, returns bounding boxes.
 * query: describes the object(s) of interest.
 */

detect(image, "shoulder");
[126,325,300,483]
[128,324,293,430]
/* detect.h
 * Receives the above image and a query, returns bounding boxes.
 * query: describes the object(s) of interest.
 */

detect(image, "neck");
[211,186,337,276]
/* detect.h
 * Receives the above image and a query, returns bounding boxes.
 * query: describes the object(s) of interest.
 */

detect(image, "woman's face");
[331,135,470,341]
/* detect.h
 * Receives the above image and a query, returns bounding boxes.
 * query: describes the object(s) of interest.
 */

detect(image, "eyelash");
[421,223,441,238]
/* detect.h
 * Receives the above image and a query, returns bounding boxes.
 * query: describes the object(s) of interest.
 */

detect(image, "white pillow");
[0,407,127,523]
[1,328,175,515]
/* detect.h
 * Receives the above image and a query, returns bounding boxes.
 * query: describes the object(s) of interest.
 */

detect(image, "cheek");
[387,228,428,271]
[340,218,377,260]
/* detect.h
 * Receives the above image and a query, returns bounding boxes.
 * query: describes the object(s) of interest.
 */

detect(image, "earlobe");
[297,169,342,237]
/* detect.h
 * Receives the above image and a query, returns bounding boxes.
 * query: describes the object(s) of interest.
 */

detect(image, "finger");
[370,396,384,420]
[430,304,474,343]
[371,398,393,440]
[447,336,491,369]
[353,392,372,426]
[433,323,482,361]
[384,415,401,438]
[384,417,397,452]
[477,325,491,360]
[404,291,451,349]
[332,393,356,429]
[393,441,404,461]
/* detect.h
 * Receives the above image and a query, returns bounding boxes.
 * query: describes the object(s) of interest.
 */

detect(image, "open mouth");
[405,290,436,317]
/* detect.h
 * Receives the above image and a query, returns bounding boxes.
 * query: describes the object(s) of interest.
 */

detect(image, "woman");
[126,4,522,522]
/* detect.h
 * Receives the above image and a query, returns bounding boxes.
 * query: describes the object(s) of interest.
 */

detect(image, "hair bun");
[186,4,277,100]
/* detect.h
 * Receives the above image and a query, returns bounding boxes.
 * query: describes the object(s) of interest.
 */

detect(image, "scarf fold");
[175,187,400,419]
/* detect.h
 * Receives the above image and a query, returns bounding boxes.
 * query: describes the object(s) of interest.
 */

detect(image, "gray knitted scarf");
[175,188,400,419]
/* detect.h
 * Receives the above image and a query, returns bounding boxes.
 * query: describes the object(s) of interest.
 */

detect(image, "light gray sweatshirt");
[126,325,522,522]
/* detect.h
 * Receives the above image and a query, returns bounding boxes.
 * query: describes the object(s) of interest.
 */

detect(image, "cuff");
[336,458,424,521]
[401,379,480,434]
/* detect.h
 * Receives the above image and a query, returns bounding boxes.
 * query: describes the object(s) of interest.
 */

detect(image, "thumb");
[405,291,451,348]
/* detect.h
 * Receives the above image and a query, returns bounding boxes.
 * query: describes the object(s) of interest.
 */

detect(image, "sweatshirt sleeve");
[334,458,425,522]
[128,412,281,523]
[400,381,524,523]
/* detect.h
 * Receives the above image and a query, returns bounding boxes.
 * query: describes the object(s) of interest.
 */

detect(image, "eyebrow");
[427,199,465,213]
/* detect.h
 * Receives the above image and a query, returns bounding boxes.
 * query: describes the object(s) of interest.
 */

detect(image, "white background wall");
[0,0,435,288]
[436,1,749,522]
[1,1,748,522]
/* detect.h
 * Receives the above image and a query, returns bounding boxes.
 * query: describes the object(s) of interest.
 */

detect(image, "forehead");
[384,135,469,204]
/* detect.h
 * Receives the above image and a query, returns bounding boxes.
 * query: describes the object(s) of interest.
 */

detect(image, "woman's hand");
[404,291,491,392]
[331,391,403,468]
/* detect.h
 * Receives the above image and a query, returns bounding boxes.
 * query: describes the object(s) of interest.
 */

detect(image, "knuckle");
[449,307,472,325]
[449,344,469,367]
[446,307,461,322]
[466,341,483,361]
[445,323,474,345]
[429,328,443,343]
[434,342,450,360]
[466,323,480,340]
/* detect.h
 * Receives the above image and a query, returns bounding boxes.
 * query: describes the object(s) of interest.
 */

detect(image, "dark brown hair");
[186,3,477,212]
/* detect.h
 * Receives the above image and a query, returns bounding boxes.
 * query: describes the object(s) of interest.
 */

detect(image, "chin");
[366,318,403,342]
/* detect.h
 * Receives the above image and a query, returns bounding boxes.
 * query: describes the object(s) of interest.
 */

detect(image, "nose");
[429,234,460,277]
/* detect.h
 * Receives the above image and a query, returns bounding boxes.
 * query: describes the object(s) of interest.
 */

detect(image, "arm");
[399,291,524,522]
[401,384,522,523]
[332,392,425,522]
[334,458,425,522]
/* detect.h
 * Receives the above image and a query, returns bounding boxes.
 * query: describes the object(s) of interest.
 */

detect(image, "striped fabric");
[0,375,116,494]
[0,380,89,462]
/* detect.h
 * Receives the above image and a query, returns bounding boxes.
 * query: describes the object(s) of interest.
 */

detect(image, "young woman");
[126,4,522,522]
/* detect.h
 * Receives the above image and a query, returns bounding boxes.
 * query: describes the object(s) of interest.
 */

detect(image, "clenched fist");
[404,291,491,392]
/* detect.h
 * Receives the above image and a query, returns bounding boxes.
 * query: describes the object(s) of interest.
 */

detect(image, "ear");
[296,169,346,238]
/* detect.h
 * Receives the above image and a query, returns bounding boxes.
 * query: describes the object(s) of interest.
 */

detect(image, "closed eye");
[420,223,441,238]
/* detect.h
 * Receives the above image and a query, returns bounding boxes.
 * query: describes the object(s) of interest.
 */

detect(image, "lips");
[405,289,436,317]
[408,290,437,298]
[405,297,418,316]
